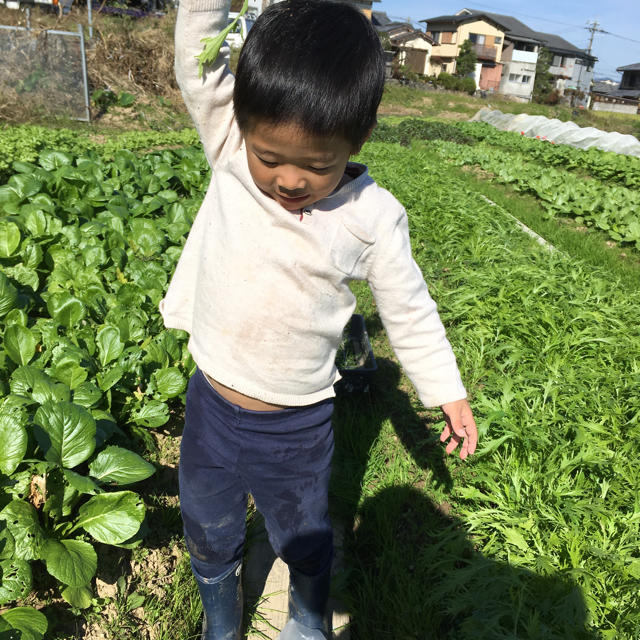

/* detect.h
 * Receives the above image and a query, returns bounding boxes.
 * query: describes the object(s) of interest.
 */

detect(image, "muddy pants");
[179,368,335,580]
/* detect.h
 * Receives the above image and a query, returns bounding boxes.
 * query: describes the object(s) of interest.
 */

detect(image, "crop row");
[427,139,640,249]
[356,141,640,638]
[0,125,200,182]
[372,118,640,188]
[453,121,640,188]
[0,144,208,637]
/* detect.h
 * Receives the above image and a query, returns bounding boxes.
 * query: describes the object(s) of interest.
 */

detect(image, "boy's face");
[244,121,353,211]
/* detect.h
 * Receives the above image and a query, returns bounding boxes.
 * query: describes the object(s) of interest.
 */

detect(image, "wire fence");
[0,22,91,121]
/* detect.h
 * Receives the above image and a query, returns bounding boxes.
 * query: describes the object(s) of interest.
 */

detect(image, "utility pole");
[573,20,606,107]
[585,20,606,56]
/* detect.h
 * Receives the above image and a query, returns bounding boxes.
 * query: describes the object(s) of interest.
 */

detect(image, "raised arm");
[175,0,243,167]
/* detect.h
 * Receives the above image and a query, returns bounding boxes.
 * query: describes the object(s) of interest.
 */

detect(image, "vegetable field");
[0,120,639,639]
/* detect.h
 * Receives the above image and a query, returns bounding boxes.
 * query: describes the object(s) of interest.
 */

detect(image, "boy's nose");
[276,169,306,195]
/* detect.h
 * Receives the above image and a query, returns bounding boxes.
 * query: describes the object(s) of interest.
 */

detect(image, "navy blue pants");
[179,369,335,580]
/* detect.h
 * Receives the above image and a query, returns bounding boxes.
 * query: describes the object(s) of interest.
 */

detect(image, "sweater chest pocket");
[329,218,376,277]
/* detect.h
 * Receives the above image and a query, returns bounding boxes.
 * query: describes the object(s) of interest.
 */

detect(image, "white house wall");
[512,49,537,64]
[500,60,536,100]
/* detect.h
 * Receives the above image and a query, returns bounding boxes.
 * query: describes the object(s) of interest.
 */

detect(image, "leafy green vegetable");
[197,0,249,77]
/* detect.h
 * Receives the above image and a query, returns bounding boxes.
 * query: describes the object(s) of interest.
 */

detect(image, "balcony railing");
[472,43,498,61]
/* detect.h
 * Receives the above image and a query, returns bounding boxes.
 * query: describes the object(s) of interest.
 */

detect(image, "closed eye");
[257,156,278,167]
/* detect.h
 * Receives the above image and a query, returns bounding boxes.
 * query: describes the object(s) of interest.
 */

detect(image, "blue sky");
[376,0,640,80]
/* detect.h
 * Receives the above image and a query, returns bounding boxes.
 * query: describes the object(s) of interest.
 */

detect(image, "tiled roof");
[617,62,640,72]
[459,9,541,42]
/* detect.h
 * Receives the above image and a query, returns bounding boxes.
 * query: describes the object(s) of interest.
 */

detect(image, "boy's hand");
[439,399,477,460]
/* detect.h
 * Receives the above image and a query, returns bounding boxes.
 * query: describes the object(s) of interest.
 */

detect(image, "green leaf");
[96,326,124,368]
[76,491,145,545]
[0,522,16,560]
[4,325,36,367]
[0,272,18,318]
[128,219,166,257]
[39,150,73,171]
[61,585,93,609]
[502,527,529,552]
[62,469,100,495]
[7,174,42,201]
[0,559,31,605]
[89,446,155,485]
[152,367,186,399]
[0,607,47,640]
[96,365,124,392]
[130,400,169,428]
[42,539,97,587]
[0,221,21,258]
[72,381,102,408]
[33,401,96,469]
[10,366,70,405]
[0,414,28,475]
[196,0,249,76]
[45,293,86,328]
[0,501,45,561]
[4,309,28,327]
[2,264,39,292]
[50,360,88,390]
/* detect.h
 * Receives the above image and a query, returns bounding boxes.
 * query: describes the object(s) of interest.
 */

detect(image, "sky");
[375,0,640,81]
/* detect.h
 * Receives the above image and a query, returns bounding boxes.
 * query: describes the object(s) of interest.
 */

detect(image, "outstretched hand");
[439,398,477,460]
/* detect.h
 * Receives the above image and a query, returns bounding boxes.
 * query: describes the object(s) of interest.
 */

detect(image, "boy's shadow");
[329,318,598,639]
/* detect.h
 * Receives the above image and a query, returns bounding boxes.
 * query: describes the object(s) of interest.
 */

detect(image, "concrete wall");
[512,49,538,64]
[592,102,638,114]
[499,60,536,99]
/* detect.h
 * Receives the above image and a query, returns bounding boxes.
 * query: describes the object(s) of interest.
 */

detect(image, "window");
[495,36,502,44]
[469,33,485,44]
[521,75,531,83]
[509,73,520,82]
[552,55,565,67]
[429,31,440,43]
[441,31,454,44]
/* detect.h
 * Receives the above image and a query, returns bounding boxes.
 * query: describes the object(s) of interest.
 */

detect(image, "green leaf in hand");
[197,0,249,77]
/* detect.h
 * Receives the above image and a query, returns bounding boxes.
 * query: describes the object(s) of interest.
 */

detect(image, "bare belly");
[204,373,289,411]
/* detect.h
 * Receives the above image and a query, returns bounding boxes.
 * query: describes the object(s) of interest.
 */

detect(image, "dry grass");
[0,5,185,125]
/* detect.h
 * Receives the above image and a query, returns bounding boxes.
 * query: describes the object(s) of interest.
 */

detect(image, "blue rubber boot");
[193,561,243,640]
[278,562,331,640]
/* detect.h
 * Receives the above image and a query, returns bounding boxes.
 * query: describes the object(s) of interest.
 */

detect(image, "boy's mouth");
[276,193,309,208]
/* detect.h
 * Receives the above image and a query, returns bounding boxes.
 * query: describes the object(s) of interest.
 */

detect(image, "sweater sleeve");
[174,0,242,167]
[367,208,467,408]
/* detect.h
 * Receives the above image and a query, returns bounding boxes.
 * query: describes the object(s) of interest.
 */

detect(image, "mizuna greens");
[346,141,640,639]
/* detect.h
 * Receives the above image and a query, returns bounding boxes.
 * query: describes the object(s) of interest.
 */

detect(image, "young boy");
[160,0,478,638]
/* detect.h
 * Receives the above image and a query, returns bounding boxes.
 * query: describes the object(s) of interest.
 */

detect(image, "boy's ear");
[351,120,377,155]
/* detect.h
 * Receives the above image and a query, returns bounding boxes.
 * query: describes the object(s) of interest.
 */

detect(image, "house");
[372,12,435,76]
[532,32,596,103]
[457,9,541,101]
[421,8,597,104]
[420,11,505,91]
[591,63,640,114]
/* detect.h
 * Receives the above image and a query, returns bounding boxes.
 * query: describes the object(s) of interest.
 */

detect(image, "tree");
[532,46,554,103]
[455,39,477,77]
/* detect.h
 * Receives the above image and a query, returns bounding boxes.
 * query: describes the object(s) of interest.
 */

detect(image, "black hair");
[233,0,385,150]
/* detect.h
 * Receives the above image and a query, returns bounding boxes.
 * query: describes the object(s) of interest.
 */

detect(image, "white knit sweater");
[159,0,467,407]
